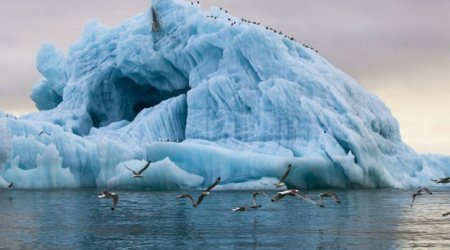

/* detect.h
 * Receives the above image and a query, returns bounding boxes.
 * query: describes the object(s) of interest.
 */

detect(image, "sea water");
[1,189,450,249]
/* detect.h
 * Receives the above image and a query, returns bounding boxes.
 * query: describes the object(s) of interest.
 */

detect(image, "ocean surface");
[1,188,450,249]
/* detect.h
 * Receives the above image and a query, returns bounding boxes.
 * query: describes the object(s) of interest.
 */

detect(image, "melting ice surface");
[0,0,449,189]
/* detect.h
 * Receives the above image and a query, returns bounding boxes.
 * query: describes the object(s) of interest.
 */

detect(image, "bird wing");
[252,192,265,206]
[137,161,151,175]
[195,193,207,207]
[421,188,432,195]
[232,206,248,212]
[177,194,196,205]
[252,192,259,206]
[411,194,417,208]
[123,165,138,175]
[271,192,286,202]
[324,192,340,203]
[278,164,292,183]
[292,191,323,207]
[111,194,118,210]
[205,177,221,192]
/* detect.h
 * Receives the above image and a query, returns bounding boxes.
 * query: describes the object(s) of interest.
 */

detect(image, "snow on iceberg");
[0,0,448,189]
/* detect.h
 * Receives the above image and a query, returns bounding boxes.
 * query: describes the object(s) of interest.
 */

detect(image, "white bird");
[98,191,119,210]
[250,191,266,208]
[410,188,432,208]
[319,192,341,205]
[431,177,450,184]
[124,161,151,178]
[232,191,267,212]
[271,189,324,207]
[274,164,291,188]
[177,177,221,207]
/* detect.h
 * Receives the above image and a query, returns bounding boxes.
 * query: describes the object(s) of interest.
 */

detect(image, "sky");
[0,0,449,155]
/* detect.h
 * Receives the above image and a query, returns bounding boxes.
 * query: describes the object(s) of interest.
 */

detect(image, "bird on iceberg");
[431,177,450,184]
[176,177,221,207]
[271,189,324,207]
[98,191,119,210]
[232,191,267,212]
[410,188,432,208]
[274,164,292,188]
[318,192,341,205]
[124,161,151,178]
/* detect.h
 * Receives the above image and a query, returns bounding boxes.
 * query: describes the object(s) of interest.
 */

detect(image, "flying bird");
[177,177,221,207]
[232,206,249,212]
[443,212,450,217]
[250,191,266,208]
[124,161,151,178]
[410,188,432,208]
[431,177,450,184]
[39,130,50,136]
[232,191,267,212]
[271,189,324,207]
[319,192,341,205]
[274,164,292,188]
[98,191,119,210]
[7,182,13,188]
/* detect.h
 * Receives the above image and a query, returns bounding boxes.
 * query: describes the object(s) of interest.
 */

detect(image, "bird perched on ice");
[410,188,432,208]
[124,161,151,178]
[232,191,267,212]
[319,192,341,205]
[274,164,292,188]
[272,189,324,207]
[177,177,221,207]
[98,191,119,210]
[431,177,450,184]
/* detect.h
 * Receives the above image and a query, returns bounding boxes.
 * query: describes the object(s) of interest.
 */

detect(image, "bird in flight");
[232,191,267,212]
[39,130,50,136]
[319,192,341,205]
[124,161,151,178]
[177,177,221,207]
[98,191,119,210]
[274,164,291,188]
[272,189,324,207]
[410,188,432,208]
[431,177,450,184]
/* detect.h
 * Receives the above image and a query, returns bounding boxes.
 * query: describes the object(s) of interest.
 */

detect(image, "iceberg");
[1,0,449,189]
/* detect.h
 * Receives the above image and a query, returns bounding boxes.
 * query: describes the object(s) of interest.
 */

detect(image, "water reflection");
[1,189,450,248]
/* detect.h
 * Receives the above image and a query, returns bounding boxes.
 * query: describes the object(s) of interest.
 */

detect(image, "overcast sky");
[0,0,449,154]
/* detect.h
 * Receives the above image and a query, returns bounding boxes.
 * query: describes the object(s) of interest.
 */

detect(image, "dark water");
[1,189,450,249]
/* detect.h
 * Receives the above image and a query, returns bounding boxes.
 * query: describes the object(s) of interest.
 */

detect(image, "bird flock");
[97,163,341,212]
[2,160,450,217]
[96,167,450,214]
[411,177,450,217]
[190,1,319,53]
